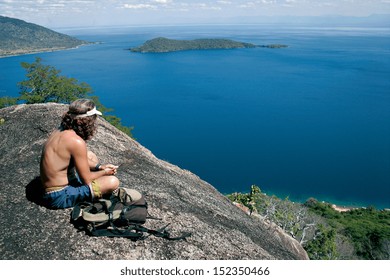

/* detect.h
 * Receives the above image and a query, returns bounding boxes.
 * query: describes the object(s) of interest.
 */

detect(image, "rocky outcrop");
[0,103,309,260]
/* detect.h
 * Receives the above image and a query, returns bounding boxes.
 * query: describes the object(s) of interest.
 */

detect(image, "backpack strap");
[135,224,192,241]
[88,222,191,241]
[88,224,145,240]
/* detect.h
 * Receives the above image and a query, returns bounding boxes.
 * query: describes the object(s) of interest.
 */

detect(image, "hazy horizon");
[0,0,389,29]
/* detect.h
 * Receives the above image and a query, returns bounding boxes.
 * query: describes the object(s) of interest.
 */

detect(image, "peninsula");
[0,15,89,57]
[130,37,286,53]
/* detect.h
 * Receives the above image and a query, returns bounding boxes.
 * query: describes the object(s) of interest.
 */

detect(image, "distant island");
[130,37,287,53]
[258,44,288,49]
[0,15,89,57]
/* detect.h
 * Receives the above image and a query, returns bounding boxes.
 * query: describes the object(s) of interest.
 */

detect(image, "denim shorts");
[41,179,101,209]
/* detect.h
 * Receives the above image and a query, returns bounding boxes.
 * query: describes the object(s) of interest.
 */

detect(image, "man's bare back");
[40,129,78,189]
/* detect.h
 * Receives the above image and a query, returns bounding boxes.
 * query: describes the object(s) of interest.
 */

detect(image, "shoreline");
[331,204,358,212]
[331,204,390,212]
[0,42,96,59]
[260,190,388,211]
[259,190,390,211]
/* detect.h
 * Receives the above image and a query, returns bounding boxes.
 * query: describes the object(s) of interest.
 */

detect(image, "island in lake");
[130,37,288,53]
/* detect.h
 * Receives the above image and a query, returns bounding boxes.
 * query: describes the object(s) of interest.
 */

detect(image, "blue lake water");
[1,25,389,208]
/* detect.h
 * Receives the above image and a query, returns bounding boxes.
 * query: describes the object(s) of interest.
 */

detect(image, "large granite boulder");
[0,103,308,260]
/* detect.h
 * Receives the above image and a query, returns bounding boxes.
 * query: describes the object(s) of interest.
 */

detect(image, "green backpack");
[71,187,191,241]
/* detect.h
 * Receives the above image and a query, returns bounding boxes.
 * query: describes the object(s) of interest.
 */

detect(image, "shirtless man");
[40,99,120,209]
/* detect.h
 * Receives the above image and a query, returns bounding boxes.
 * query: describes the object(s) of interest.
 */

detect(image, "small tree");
[227,185,321,255]
[227,185,263,215]
[16,57,133,138]
[18,57,92,103]
[0,96,18,109]
[304,224,338,260]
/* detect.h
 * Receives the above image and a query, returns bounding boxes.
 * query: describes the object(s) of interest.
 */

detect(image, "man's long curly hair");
[61,99,98,140]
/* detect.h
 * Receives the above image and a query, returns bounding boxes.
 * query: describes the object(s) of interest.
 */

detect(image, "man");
[40,99,120,209]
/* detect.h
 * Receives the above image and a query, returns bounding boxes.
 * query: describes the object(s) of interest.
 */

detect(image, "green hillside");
[228,185,390,260]
[0,16,88,57]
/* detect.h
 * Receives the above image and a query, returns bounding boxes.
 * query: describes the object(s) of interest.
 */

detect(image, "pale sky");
[1,0,390,28]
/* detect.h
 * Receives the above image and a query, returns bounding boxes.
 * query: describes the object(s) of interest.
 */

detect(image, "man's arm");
[70,139,117,184]
[69,138,94,185]
[87,151,118,174]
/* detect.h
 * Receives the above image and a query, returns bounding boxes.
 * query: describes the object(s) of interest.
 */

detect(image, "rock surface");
[0,103,309,260]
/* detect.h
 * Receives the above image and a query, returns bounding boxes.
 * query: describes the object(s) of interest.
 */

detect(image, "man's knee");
[96,175,120,196]
[108,176,120,191]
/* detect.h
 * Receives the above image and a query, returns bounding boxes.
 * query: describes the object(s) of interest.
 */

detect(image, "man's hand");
[102,164,118,175]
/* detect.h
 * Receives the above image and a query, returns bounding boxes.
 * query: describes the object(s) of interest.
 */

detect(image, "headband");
[73,107,102,118]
